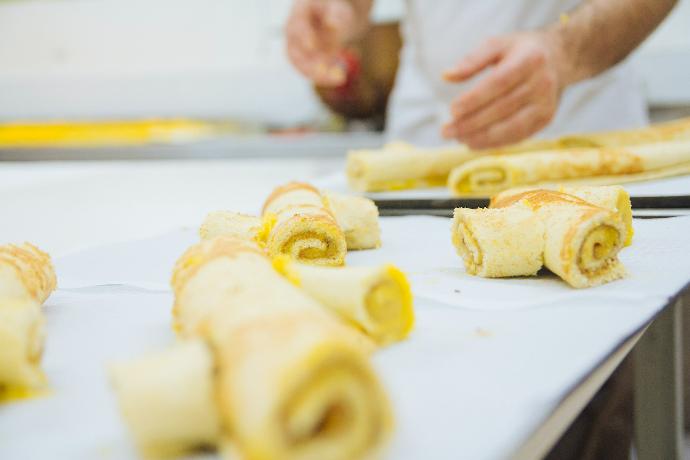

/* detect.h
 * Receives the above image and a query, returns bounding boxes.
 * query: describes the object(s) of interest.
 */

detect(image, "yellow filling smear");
[578,225,621,274]
[257,213,277,246]
[272,255,301,287]
[455,168,506,194]
[616,194,634,246]
[367,176,448,192]
[453,220,482,272]
[280,230,342,265]
[0,385,49,404]
[364,265,414,342]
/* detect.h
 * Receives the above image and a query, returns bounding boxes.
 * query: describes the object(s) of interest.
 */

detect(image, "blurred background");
[0,0,688,156]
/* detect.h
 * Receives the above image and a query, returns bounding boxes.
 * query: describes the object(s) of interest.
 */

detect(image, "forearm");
[549,0,677,87]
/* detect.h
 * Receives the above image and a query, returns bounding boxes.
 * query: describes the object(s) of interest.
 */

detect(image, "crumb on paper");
[474,327,492,338]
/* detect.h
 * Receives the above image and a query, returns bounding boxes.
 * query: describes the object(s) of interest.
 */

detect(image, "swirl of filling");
[267,206,347,266]
[449,165,508,195]
[278,353,389,460]
[575,223,623,277]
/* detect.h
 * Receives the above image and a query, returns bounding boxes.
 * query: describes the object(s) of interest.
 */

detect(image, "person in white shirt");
[285,0,677,147]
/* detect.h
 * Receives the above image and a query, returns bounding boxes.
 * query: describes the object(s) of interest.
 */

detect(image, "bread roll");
[451,203,544,278]
[110,340,221,458]
[0,243,56,304]
[273,256,414,345]
[492,185,633,246]
[447,141,690,196]
[0,301,46,392]
[346,143,473,192]
[262,183,347,266]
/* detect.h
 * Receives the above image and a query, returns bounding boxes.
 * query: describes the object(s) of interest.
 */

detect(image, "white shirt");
[386,0,649,146]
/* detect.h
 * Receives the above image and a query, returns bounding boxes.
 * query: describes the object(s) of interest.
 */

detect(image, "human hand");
[442,31,567,149]
[285,0,358,87]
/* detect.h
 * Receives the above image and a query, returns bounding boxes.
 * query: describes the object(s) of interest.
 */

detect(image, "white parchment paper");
[4,216,689,460]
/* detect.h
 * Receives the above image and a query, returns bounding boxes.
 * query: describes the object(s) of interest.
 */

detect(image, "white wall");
[0,0,687,123]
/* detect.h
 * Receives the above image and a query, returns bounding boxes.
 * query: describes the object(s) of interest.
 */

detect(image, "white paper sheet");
[0,287,675,459]
[8,215,689,460]
[56,216,690,312]
[314,170,690,200]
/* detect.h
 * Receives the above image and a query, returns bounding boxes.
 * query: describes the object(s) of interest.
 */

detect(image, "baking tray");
[375,195,690,218]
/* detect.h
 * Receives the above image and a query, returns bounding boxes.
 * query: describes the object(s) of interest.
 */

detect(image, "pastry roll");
[492,185,633,246]
[110,340,221,458]
[212,308,393,460]
[198,211,262,242]
[346,143,474,192]
[262,183,347,266]
[447,141,690,196]
[199,195,381,251]
[323,193,381,250]
[273,257,414,345]
[170,236,279,337]
[451,203,545,278]
[0,243,57,304]
[519,191,627,288]
[0,301,46,392]
[452,190,628,287]
[164,236,393,459]
[171,236,374,354]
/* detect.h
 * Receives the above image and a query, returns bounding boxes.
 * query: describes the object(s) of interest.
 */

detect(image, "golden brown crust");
[262,182,321,215]
[491,189,597,210]
[170,237,264,295]
[0,243,56,303]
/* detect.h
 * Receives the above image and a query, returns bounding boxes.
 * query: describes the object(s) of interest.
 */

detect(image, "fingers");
[286,38,345,86]
[451,43,540,119]
[285,0,348,86]
[448,73,540,137]
[320,0,356,45]
[442,38,506,83]
[445,103,554,149]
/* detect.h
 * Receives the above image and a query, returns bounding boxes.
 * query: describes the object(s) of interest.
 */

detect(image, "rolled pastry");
[262,183,347,266]
[198,211,262,242]
[492,185,633,246]
[171,236,374,354]
[200,194,381,251]
[0,301,46,392]
[452,190,628,287]
[212,308,393,460]
[273,256,414,345]
[448,141,690,196]
[324,193,381,250]
[346,143,474,192]
[164,236,393,459]
[110,339,221,458]
[519,191,627,288]
[0,243,57,304]
[451,202,545,278]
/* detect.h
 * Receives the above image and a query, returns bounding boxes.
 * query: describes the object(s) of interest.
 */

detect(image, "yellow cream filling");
[0,385,49,404]
[453,220,482,272]
[454,168,506,193]
[280,358,381,460]
[364,266,414,342]
[272,255,301,287]
[616,194,634,246]
[257,213,278,246]
[578,225,621,274]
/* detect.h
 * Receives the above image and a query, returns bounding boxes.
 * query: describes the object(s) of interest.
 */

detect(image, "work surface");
[1,159,689,460]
